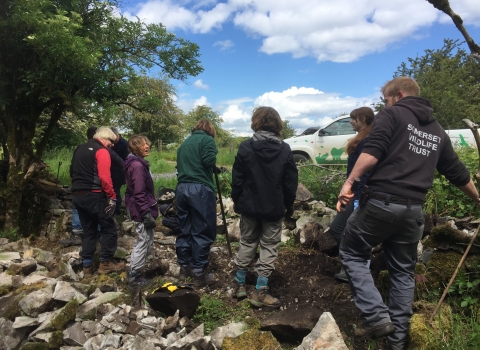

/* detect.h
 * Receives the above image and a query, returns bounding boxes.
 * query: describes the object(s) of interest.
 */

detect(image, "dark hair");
[381,76,420,98]
[346,107,374,155]
[250,106,283,136]
[193,119,216,138]
[110,126,119,137]
[86,126,97,140]
[128,135,151,155]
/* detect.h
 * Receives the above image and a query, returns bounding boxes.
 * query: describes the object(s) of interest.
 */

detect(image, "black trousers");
[73,192,118,263]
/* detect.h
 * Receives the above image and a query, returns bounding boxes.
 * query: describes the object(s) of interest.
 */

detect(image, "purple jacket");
[124,154,158,222]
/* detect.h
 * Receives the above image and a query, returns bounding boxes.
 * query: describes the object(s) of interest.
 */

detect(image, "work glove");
[142,212,157,230]
[285,205,294,218]
[104,198,116,217]
[213,166,222,174]
[353,200,359,210]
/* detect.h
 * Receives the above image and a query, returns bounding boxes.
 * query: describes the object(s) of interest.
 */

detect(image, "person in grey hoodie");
[231,106,298,308]
[124,135,158,288]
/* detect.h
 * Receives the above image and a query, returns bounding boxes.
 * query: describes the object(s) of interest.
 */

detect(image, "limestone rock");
[294,312,348,350]
[165,323,206,350]
[53,281,87,304]
[210,322,247,349]
[13,316,40,329]
[228,219,241,242]
[7,259,37,276]
[0,317,30,350]
[18,286,53,317]
[0,252,21,268]
[0,272,13,288]
[76,292,124,319]
[296,183,314,203]
[63,322,87,346]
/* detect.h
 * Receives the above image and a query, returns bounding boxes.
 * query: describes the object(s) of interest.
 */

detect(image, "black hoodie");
[231,139,298,221]
[363,96,470,201]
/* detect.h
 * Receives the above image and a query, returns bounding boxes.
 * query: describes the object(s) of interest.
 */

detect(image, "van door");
[315,117,355,164]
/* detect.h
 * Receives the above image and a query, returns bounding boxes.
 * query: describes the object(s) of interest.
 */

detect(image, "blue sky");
[121,0,480,136]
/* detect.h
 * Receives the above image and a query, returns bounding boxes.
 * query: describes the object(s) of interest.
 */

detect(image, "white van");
[284,115,475,164]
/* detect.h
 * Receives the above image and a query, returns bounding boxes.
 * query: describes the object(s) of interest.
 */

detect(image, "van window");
[322,119,355,135]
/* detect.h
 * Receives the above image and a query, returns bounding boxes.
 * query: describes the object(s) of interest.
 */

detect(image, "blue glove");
[353,200,359,210]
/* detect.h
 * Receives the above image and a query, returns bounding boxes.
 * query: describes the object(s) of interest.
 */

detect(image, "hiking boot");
[234,278,247,299]
[98,258,125,274]
[334,268,349,283]
[250,286,281,308]
[179,266,192,281]
[129,273,153,288]
[354,322,395,341]
[83,264,95,277]
[59,234,82,247]
[192,270,214,288]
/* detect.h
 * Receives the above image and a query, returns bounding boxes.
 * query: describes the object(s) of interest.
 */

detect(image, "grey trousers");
[234,215,282,278]
[339,196,424,347]
[130,221,154,275]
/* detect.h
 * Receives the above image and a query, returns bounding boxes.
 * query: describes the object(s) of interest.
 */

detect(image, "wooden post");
[160,140,163,152]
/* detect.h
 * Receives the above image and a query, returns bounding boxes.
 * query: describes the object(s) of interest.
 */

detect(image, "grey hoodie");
[363,96,470,201]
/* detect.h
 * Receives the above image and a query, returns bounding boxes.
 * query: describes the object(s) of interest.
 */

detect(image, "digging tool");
[214,168,233,258]
[430,119,480,322]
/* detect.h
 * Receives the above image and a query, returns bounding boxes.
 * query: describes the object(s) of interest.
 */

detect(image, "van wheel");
[293,154,308,164]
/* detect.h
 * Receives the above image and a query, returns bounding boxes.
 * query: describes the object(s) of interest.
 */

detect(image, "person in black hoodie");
[337,77,480,350]
[231,106,298,308]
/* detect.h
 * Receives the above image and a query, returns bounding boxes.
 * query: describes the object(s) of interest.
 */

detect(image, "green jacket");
[176,130,218,190]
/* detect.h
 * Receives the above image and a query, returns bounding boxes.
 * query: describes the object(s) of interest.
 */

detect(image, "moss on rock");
[50,299,79,331]
[222,329,281,350]
[48,330,64,349]
[20,343,49,350]
[409,301,452,350]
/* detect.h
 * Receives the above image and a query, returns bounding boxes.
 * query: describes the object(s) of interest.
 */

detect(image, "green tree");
[0,0,202,232]
[395,39,480,129]
[281,120,296,139]
[114,76,185,145]
[184,106,234,147]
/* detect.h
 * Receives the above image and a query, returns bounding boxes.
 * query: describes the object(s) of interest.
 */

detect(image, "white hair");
[93,127,116,141]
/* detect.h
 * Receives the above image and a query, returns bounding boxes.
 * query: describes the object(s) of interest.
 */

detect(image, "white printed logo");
[407,124,441,157]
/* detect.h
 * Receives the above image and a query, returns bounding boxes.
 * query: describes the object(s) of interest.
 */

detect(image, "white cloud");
[194,79,209,89]
[193,96,211,108]
[209,86,380,136]
[123,0,480,62]
[213,40,234,50]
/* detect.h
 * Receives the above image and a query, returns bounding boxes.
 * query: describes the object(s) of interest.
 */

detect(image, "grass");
[192,293,251,334]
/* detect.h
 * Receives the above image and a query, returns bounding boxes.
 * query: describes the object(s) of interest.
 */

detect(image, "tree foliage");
[184,106,234,147]
[113,75,185,145]
[0,0,203,231]
[281,120,296,139]
[395,39,480,129]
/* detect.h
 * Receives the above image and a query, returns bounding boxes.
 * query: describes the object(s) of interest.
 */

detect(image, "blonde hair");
[381,76,420,97]
[250,106,283,136]
[128,135,151,155]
